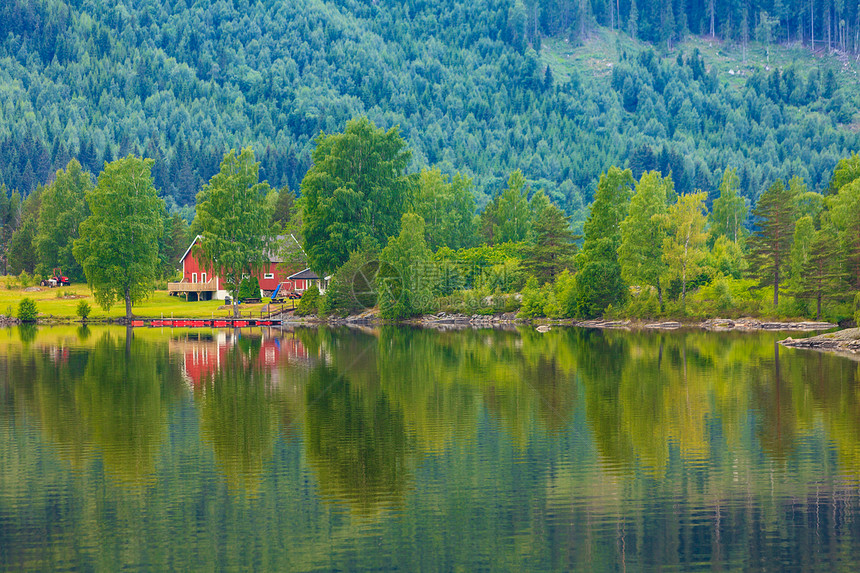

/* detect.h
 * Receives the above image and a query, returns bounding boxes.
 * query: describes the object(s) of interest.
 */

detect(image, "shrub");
[322,248,378,316]
[17,298,38,322]
[295,284,320,316]
[76,300,92,321]
[624,287,660,319]
[19,271,34,288]
[855,292,860,327]
[238,276,261,299]
[518,278,543,317]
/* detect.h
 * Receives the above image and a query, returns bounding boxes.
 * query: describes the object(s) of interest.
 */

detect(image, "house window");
[264,273,274,280]
[201,273,207,283]
[192,273,197,283]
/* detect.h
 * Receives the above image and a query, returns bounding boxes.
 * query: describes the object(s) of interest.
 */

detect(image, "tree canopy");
[73,155,164,319]
[35,159,91,281]
[301,117,413,275]
[194,148,274,316]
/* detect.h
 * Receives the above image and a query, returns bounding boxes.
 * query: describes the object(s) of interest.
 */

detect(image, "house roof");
[180,235,203,264]
[288,268,319,280]
[181,235,300,265]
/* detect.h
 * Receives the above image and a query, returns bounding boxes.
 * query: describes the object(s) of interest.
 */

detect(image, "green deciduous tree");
[296,283,320,316]
[378,213,435,319]
[195,148,274,317]
[492,170,532,244]
[573,167,635,318]
[7,215,37,275]
[748,179,797,308]
[710,167,747,244]
[412,168,477,251]
[619,171,675,310]
[73,156,164,319]
[828,178,860,290]
[661,191,708,307]
[302,117,413,275]
[828,152,860,195]
[789,215,815,293]
[35,159,91,282]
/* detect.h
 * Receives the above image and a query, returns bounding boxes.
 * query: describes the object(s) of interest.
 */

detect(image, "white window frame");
[264,273,275,280]
[192,272,198,283]
[201,272,207,283]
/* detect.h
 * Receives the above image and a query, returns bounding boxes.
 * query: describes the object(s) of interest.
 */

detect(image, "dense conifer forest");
[0,0,858,218]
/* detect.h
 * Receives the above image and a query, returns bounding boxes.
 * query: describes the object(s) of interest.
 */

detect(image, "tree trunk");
[817,290,822,320]
[657,277,664,311]
[773,269,780,308]
[811,0,815,50]
[709,0,715,37]
[125,286,133,319]
[681,270,687,307]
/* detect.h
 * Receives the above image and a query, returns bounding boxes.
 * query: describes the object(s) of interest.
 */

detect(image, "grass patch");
[0,277,279,319]
[542,28,859,96]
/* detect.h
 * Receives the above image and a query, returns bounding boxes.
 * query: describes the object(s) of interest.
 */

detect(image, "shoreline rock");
[0,316,21,326]
[779,328,860,357]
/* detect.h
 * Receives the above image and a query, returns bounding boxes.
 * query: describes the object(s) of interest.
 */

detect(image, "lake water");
[2,324,860,571]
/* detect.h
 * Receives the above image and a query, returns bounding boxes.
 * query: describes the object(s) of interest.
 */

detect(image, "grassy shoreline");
[0,279,281,321]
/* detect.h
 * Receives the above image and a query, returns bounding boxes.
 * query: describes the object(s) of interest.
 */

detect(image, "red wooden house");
[167,235,323,301]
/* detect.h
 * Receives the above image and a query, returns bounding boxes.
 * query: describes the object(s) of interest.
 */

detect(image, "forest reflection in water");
[2,324,860,571]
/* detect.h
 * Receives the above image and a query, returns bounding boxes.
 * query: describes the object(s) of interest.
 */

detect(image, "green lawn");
[0,278,287,320]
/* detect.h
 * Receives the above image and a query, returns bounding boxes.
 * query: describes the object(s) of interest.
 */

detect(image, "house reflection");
[169,328,313,388]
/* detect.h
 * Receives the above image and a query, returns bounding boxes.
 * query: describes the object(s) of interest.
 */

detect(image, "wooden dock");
[130,318,283,328]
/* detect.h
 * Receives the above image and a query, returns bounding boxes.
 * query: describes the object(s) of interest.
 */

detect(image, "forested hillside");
[1,0,858,220]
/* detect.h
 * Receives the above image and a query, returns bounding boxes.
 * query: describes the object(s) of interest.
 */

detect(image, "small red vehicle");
[40,268,71,287]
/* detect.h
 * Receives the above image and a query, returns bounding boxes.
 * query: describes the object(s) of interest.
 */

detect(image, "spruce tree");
[748,180,797,308]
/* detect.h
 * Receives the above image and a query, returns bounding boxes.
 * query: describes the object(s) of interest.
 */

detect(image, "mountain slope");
[0,0,857,226]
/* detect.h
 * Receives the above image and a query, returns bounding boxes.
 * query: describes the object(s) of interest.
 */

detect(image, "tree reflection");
[304,364,413,514]
[1,328,182,485]
[76,330,177,484]
[194,335,279,493]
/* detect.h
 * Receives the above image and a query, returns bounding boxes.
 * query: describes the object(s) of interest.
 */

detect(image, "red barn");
[167,235,320,301]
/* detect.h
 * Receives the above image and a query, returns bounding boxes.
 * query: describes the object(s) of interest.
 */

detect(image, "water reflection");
[3,325,860,569]
[2,327,182,484]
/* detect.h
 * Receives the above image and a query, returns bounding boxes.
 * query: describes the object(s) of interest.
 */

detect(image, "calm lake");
[2,324,860,571]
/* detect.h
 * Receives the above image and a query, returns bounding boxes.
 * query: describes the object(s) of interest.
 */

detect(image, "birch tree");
[74,156,164,319]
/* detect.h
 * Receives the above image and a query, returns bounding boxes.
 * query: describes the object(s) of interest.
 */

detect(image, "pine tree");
[522,202,578,284]
[796,227,847,319]
[748,180,797,308]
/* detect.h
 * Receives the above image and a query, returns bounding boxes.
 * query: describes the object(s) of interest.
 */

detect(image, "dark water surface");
[2,324,860,571]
